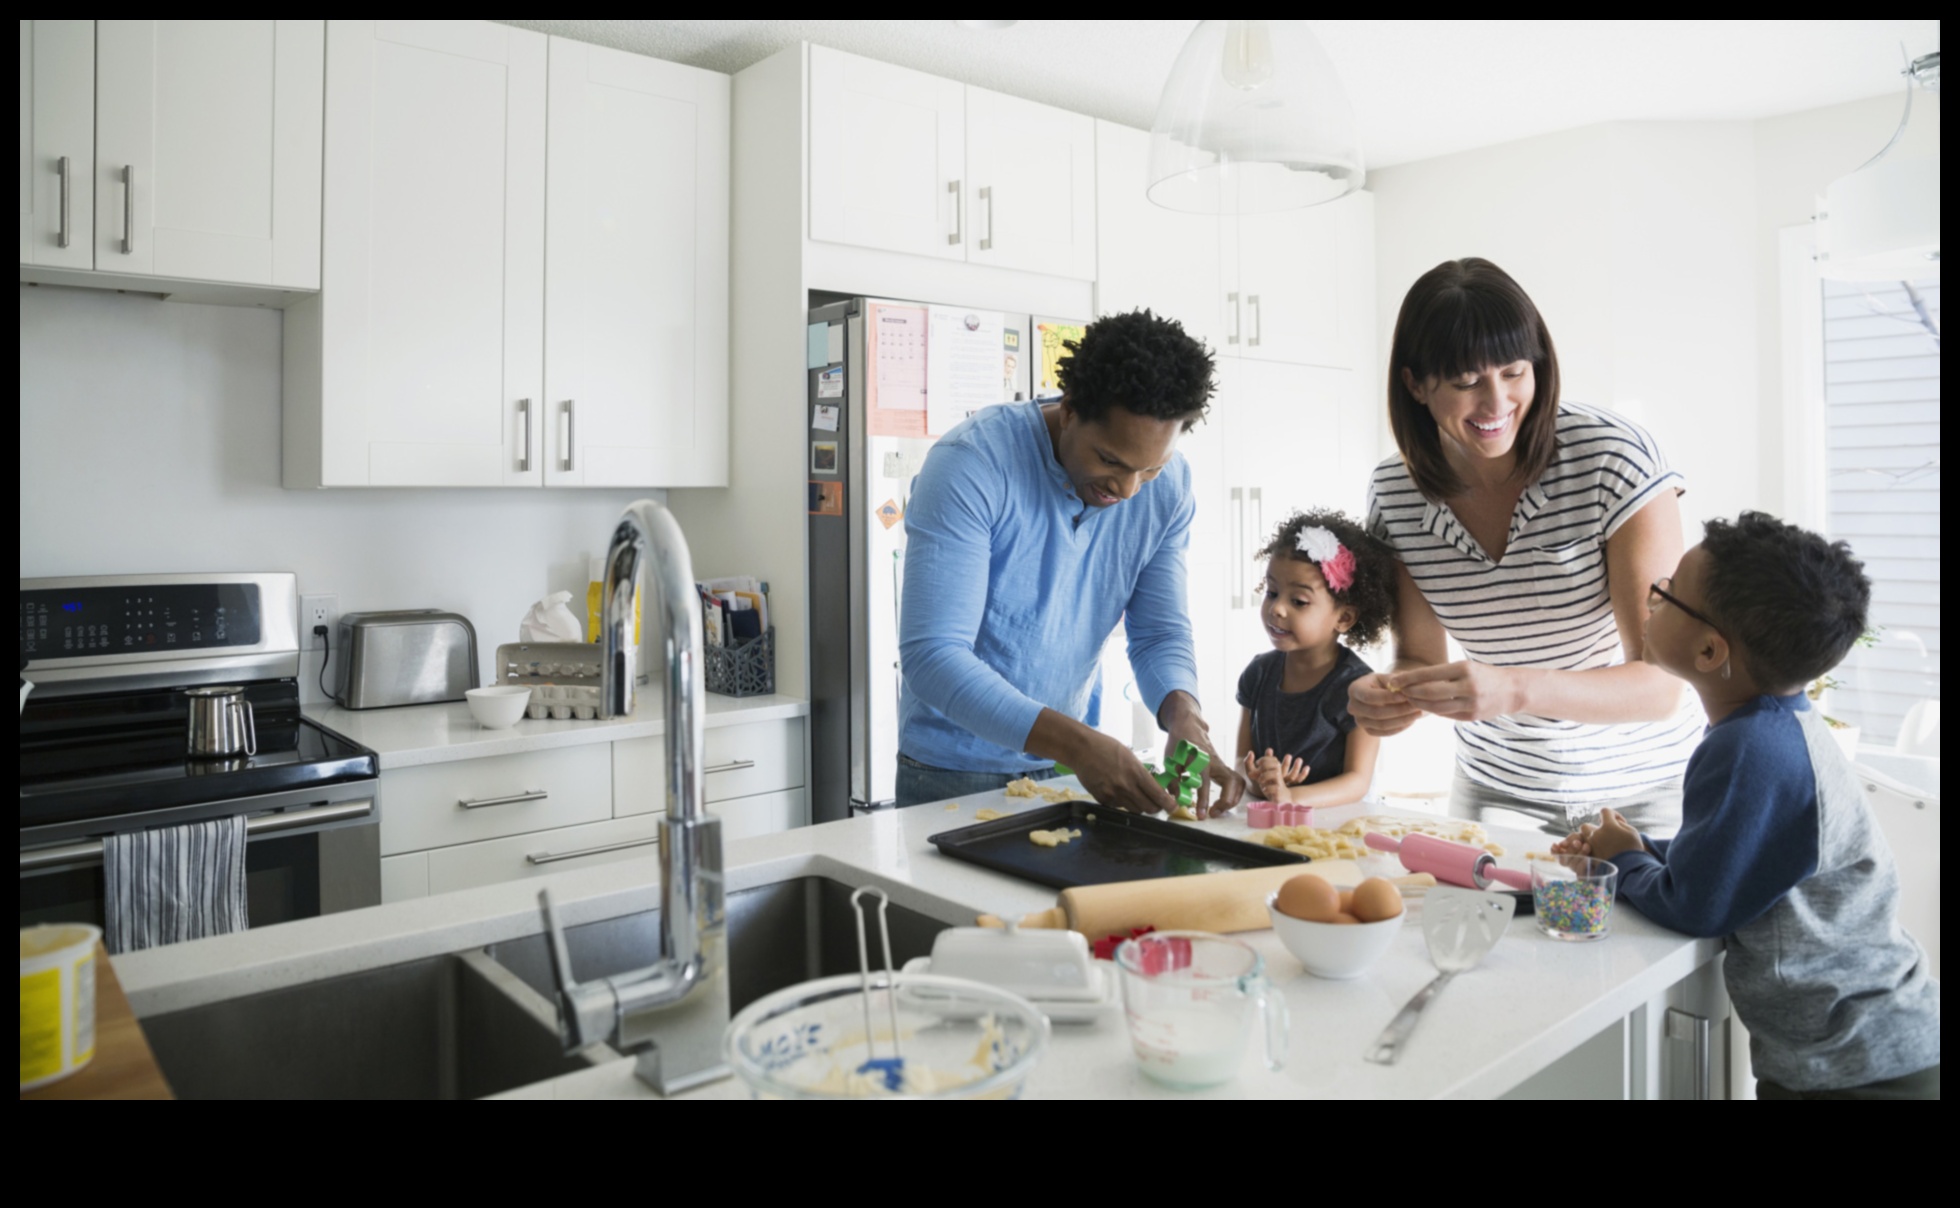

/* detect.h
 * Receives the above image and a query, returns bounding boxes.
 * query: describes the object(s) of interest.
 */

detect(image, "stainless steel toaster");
[333,610,479,709]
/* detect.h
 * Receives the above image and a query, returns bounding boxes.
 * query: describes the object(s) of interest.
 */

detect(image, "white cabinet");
[543,37,729,487]
[615,718,807,822]
[808,45,1095,281]
[19,20,322,290]
[1230,192,1371,371]
[285,21,729,489]
[380,743,612,856]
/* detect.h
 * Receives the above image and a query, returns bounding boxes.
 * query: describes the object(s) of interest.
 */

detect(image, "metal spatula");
[1364,887,1516,1065]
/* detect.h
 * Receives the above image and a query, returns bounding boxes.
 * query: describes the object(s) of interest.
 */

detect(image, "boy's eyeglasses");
[1649,578,1722,633]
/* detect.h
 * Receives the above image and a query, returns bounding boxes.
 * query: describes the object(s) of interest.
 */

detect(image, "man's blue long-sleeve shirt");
[897,402,1201,773]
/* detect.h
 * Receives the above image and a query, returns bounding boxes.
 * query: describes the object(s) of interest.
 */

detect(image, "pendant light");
[1148,20,1362,214]
[1817,51,1941,281]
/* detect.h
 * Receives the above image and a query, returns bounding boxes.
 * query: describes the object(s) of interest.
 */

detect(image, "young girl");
[1237,510,1397,807]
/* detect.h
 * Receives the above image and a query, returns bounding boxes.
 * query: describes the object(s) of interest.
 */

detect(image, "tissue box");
[705,628,774,698]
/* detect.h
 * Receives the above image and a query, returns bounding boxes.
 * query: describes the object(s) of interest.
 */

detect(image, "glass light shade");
[1148,20,1363,214]
[1819,83,1940,281]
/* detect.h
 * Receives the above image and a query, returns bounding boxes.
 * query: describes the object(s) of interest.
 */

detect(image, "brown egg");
[1275,873,1340,922]
[1350,877,1404,923]
[1327,911,1361,925]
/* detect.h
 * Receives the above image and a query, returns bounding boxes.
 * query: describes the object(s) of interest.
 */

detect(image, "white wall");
[18,283,659,702]
[1371,120,1759,542]
[1371,95,1909,536]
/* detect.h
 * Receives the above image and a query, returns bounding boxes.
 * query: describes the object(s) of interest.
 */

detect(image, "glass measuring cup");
[1114,931,1288,1089]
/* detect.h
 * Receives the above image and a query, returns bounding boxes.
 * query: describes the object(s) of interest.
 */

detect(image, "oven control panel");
[20,583,262,659]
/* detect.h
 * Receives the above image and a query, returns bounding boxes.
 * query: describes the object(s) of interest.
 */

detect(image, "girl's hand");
[1242,749,1294,802]
[1348,673,1423,736]
[1388,661,1525,722]
[1279,753,1310,785]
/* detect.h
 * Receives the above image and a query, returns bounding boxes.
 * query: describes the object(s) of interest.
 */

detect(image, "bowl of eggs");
[1267,873,1406,980]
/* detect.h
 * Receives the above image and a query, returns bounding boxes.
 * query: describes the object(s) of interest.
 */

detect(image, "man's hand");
[1158,691,1244,816]
[1065,730,1176,814]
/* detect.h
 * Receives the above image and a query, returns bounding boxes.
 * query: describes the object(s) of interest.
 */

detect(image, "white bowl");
[1266,892,1405,980]
[465,685,531,729]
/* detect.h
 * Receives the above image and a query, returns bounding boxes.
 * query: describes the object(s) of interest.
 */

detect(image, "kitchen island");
[111,787,1726,1099]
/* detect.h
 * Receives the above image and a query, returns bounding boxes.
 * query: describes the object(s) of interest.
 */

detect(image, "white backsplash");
[18,283,664,702]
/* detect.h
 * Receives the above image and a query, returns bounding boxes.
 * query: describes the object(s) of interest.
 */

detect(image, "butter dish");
[901,926,1117,1024]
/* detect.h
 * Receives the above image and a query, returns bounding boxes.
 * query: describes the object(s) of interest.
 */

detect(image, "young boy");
[1557,511,1939,1100]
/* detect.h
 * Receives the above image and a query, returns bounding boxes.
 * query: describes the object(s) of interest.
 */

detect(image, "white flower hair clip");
[1294,525,1357,592]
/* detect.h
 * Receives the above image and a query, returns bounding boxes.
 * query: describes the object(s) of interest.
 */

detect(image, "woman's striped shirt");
[1366,402,1702,812]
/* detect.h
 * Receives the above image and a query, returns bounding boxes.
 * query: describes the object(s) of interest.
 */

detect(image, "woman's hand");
[1348,672,1424,736]
[1388,660,1526,722]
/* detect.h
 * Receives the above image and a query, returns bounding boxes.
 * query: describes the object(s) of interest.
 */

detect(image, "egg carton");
[493,641,606,721]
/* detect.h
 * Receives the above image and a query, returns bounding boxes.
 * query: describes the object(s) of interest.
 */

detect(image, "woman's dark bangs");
[1415,288,1542,381]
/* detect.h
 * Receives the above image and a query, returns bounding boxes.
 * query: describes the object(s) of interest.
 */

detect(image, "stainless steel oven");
[20,573,382,936]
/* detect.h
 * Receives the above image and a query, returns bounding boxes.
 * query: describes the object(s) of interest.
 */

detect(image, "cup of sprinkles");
[1531,856,1619,942]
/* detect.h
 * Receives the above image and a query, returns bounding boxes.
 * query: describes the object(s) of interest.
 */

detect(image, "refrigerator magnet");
[811,442,839,475]
[812,401,841,431]
[809,480,844,517]
[876,500,903,530]
[816,367,843,400]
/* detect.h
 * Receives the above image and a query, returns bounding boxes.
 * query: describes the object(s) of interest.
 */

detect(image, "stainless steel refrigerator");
[806,297,1085,819]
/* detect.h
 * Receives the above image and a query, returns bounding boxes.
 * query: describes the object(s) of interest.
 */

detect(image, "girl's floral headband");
[1294,525,1356,593]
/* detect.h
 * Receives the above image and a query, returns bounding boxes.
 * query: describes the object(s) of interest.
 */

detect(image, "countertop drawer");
[426,814,663,896]
[380,744,612,855]
[614,717,803,816]
[711,787,807,842]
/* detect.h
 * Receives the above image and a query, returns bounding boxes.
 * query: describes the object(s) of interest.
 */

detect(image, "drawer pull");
[527,835,660,866]
[458,788,549,810]
[705,759,755,775]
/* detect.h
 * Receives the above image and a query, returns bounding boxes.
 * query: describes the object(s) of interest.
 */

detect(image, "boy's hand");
[1582,808,1642,860]
[1551,826,1595,857]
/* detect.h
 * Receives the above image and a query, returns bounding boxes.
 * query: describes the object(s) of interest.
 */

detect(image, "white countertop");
[113,785,1719,1100]
[303,692,808,769]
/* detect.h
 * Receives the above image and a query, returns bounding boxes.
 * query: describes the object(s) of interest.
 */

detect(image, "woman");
[1349,259,1700,835]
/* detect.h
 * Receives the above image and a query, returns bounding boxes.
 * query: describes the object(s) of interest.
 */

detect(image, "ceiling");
[502,20,1939,168]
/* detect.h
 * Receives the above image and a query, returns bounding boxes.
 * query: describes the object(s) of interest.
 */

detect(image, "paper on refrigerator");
[925,306,1006,436]
[866,301,928,438]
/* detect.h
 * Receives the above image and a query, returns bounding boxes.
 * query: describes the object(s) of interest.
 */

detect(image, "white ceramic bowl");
[1266,892,1405,980]
[465,685,531,729]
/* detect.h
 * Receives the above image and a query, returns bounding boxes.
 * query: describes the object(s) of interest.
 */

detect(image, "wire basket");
[705,627,775,698]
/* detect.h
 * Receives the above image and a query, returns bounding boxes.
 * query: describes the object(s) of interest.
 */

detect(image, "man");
[896,309,1240,814]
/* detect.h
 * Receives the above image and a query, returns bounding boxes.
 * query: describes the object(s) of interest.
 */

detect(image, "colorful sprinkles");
[1533,876,1615,939]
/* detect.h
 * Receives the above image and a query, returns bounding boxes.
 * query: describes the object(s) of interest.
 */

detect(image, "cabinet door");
[1215,358,1356,680]
[18,20,94,270]
[94,21,323,288]
[543,37,728,487]
[1092,121,1224,349]
[1235,191,1364,370]
[808,45,964,261]
[965,86,1096,280]
[313,20,545,487]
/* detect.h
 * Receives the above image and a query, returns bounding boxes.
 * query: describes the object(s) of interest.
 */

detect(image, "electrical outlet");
[300,594,337,651]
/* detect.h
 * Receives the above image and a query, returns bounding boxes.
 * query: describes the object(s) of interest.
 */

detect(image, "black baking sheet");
[929,801,1306,891]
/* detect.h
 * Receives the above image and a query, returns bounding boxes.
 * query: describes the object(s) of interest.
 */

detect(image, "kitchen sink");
[489,874,954,1014]
[141,875,953,1099]
[142,949,622,1100]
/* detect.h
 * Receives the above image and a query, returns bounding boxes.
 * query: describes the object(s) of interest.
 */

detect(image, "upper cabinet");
[283,21,729,489]
[19,20,323,293]
[808,46,1095,281]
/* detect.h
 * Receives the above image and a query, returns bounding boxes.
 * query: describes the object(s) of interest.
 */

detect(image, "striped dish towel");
[102,816,249,954]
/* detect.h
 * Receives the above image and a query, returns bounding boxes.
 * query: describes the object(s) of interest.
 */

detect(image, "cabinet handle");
[1227,292,1241,345]
[57,156,72,249]
[1248,294,1262,347]
[458,788,549,810]
[527,835,660,866]
[560,400,575,472]
[1230,486,1245,609]
[978,185,994,251]
[1665,1007,1711,1100]
[516,398,532,472]
[705,759,756,775]
[1250,486,1263,560]
[947,179,963,246]
[120,164,135,255]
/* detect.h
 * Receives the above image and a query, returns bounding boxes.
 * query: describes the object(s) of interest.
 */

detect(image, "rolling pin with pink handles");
[1365,831,1531,891]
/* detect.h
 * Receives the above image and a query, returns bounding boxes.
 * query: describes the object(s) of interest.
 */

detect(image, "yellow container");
[19,923,100,1091]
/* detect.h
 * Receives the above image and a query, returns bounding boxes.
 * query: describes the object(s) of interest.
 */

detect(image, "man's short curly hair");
[1255,509,1397,649]
[1699,511,1871,692]
[1057,309,1214,431]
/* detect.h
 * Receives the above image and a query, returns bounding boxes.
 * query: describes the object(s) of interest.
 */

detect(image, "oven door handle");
[17,799,374,872]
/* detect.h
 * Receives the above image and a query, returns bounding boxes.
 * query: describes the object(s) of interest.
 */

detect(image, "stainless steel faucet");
[536,499,729,1095]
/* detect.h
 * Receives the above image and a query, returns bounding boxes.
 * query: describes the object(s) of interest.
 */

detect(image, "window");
[1819,277,1940,744]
